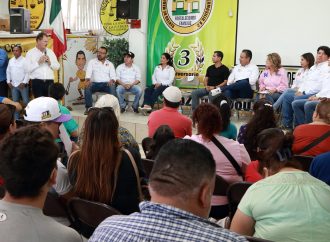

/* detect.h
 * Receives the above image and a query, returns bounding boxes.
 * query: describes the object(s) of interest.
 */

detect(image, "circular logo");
[9,0,46,30]
[160,0,213,35]
[100,0,129,36]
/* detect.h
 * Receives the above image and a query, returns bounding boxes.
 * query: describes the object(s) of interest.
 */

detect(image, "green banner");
[147,0,237,88]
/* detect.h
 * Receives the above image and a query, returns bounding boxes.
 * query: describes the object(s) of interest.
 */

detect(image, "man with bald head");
[90,139,247,242]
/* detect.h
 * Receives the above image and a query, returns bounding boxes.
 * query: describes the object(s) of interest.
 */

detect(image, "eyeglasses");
[87,106,114,114]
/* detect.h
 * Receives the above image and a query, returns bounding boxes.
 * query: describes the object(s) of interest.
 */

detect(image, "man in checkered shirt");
[89,139,247,242]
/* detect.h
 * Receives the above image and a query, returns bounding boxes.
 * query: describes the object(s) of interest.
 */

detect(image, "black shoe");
[84,108,89,115]
[133,108,139,113]
[120,108,126,113]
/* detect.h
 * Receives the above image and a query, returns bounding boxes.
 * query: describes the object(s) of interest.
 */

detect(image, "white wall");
[128,0,149,88]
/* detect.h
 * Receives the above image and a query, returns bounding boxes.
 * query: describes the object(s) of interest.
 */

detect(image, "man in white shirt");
[116,52,142,113]
[280,46,330,128]
[6,45,29,118]
[24,32,60,98]
[292,57,330,125]
[221,49,259,99]
[84,46,116,114]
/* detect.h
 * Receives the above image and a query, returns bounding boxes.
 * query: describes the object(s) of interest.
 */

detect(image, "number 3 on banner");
[178,50,190,66]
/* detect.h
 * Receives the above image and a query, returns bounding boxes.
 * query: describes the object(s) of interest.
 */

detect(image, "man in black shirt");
[191,51,230,111]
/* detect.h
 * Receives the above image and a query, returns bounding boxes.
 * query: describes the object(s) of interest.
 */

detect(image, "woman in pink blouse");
[258,53,288,103]
[184,103,250,219]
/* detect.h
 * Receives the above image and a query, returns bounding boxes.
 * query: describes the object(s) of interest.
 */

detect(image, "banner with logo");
[147,0,238,87]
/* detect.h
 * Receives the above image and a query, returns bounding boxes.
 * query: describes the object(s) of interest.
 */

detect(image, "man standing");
[221,49,259,99]
[148,86,192,138]
[84,46,116,114]
[25,32,60,98]
[6,45,29,118]
[191,51,230,111]
[116,51,142,113]
[90,139,247,242]
[0,47,9,97]
[0,126,82,242]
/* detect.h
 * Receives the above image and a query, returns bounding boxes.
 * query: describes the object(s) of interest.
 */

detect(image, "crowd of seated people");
[0,45,330,242]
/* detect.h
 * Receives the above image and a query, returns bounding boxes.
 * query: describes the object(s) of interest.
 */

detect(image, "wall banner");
[147,0,237,87]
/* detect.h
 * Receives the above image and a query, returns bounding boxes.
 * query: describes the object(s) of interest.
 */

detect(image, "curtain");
[62,0,104,33]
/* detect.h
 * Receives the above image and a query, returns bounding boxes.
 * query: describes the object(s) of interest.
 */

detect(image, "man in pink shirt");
[148,86,192,138]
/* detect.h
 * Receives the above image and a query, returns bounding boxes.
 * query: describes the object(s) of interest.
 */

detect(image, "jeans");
[281,92,312,128]
[273,88,295,111]
[292,99,319,126]
[31,79,54,98]
[0,81,8,97]
[116,85,142,109]
[11,85,29,119]
[84,82,116,108]
[257,92,282,104]
[142,85,168,107]
[221,79,253,99]
[191,88,213,111]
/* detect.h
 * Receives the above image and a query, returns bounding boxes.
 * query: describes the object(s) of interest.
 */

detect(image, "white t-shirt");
[0,200,82,242]
[227,63,259,90]
[85,58,116,83]
[298,61,328,94]
[152,65,175,86]
[116,63,141,84]
[52,159,72,196]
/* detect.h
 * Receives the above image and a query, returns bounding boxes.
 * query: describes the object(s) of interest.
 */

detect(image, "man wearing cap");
[116,51,142,113]
[24,32,60,98]
[148,86,192,138]
[24,97,75,196]
[84,46,117,115]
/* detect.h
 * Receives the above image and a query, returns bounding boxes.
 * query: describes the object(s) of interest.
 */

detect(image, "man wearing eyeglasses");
[84,46,117,115]
[6,45,29,119]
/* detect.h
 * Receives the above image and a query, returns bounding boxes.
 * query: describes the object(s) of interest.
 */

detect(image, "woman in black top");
[68,107,145,215]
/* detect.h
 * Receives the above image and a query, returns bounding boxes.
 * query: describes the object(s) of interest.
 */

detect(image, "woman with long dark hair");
[139,53,175,114]
[237,99,277,160]
[68,107,145,214]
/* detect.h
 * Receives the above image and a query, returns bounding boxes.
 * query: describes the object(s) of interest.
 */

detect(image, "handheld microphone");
[44,50,48,62]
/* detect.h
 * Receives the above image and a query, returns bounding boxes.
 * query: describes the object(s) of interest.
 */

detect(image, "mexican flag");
[49,0,67,58]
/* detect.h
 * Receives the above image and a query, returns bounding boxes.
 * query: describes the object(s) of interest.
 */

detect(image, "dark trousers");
[142,85,168,107]
[209,204,229,219]
[221,79,253,99]
[0,81,8,97]
[32,79,54,98]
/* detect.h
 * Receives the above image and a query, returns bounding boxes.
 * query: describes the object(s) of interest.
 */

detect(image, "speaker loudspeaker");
[10,8,30,34]
[116,0,139,19]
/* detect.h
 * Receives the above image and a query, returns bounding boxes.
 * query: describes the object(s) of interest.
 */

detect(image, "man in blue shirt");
[90,139,247,242]
[0,48,9,97]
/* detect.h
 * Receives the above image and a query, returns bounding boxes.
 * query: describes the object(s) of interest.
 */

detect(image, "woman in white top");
[273,52,315,110]
[140,53,175,112]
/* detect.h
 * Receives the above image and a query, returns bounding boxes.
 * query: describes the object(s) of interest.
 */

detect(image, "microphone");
[44,49,48,62]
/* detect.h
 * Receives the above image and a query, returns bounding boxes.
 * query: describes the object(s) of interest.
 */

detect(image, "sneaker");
[133,107,139,113]
[84,108,89,115]
[120,108,126,113]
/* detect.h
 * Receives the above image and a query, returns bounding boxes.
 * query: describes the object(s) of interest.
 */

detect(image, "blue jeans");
[11,85,29,119]
[292,99,319,126]
[281,92,312,128]
[273,88,295,111]
[116,85,142,109]
[84,82,116,108]
[221,79,253,99]
[257,92,282,104]
[191,88,212,111]
[142,85,168,107]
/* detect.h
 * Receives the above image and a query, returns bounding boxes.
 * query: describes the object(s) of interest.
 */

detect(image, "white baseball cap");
[163,86,182,103]
[24,97,71,123]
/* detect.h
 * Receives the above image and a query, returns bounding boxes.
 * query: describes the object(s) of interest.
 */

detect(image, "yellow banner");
[0,36,53,58]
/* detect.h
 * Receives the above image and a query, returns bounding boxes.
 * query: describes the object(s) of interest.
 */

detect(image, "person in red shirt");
[148,86,192,138]
[292,99,330,156]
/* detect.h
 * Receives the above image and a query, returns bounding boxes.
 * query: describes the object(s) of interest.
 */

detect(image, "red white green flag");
[49,0,67,58]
